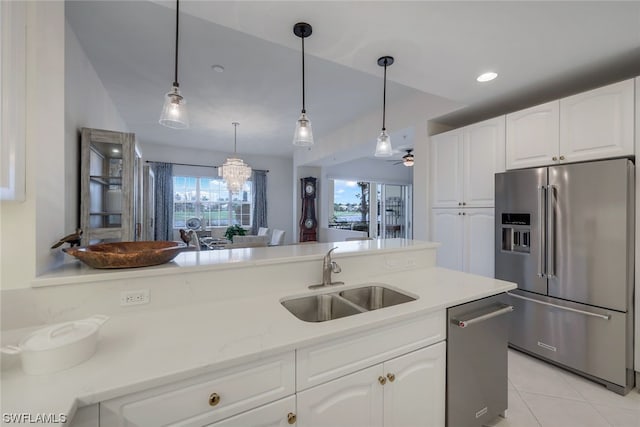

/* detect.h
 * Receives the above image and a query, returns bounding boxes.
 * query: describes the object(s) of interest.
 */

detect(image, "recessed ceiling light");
[211,65,225,73]
[477,72,498,82]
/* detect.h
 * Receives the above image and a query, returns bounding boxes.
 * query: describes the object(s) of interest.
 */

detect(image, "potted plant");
[224,224,246,242]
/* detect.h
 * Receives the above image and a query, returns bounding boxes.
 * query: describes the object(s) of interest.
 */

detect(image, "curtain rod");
[145,160,268,173]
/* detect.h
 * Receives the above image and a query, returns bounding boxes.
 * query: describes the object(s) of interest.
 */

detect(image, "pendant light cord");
[173,0,180,87]
[233,122,239,154]
[301,34,306,113]
[382,59,387,131]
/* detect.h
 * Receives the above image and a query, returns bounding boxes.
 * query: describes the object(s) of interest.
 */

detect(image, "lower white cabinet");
[297,343,446,427]
[93,316,449,427]
[297,364,384,427]
[383,342,446,427]
[207,396,296,427]
[100,352,295,426]
[432,208,495,278]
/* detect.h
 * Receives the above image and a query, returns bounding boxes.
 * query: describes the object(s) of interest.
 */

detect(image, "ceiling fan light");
[375,130,393,157]
[403,158,414,167]
[293,112,314,146]
[159,86,189,129]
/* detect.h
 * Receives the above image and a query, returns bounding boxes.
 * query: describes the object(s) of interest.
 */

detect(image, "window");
[329,180,370,232]
[173,176,252,229]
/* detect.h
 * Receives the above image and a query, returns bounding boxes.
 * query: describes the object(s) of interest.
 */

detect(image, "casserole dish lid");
[18,315,109,351]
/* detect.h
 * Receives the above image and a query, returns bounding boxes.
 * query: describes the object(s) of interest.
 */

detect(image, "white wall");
[1,1,66,291]
[293,92,461,242]
[140,143,294,244]
[324,157,412,184]
[64,21,130,234]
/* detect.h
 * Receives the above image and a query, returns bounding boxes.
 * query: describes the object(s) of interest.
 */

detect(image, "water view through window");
[330,180,370,232]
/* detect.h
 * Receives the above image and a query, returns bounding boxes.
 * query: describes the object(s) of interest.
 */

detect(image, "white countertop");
[33,239,438,287]
[2,263,515,426]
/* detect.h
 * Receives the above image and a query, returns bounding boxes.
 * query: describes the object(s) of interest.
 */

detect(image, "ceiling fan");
[388,149,414,167]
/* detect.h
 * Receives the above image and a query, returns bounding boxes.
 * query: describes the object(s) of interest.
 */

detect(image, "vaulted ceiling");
[66,1,640,158]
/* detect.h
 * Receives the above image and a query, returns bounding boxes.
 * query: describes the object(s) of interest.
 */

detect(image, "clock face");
[304,218,314,229]
[305,183,315,195]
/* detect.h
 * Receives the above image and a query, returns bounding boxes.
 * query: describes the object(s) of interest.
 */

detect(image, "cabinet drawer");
[100,352,295,427]
[297,312,445,390]
[206,395,296,427]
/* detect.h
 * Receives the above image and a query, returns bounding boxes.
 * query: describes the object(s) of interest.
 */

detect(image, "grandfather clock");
[299,177,318,242]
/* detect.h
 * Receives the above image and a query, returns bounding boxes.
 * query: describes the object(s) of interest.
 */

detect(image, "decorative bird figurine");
[51,228,83,249]
[179,229,191,245]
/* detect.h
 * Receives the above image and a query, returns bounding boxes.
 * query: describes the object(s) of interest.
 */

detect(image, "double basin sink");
[281,284,417,322]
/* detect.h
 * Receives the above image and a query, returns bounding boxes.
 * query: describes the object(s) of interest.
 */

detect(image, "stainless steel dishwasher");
[447,294,513,427]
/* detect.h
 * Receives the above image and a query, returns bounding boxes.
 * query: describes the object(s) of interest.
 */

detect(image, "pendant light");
[292,22,314,146]
[159,0,189,129]
[375,56,394,157]
[219,122,252,193]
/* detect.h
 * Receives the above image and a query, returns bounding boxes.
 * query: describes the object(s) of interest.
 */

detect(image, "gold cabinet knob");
[552,156,558,161]
[559,155,565,160]
[287,412,297,425]
[208,392,221,407]
[378,375,387,385]
[387,373,396,382]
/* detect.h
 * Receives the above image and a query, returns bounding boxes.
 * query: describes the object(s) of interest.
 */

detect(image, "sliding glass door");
[375,184,412,239]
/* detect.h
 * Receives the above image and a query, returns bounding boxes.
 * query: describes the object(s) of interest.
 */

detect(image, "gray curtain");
[251,170,267,235]
[153,162,173,241]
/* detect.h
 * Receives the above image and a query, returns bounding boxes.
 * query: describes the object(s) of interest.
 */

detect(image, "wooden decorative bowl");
[63,241,186,269]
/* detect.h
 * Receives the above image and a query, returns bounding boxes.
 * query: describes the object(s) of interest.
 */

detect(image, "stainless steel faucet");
[309,247,343,289]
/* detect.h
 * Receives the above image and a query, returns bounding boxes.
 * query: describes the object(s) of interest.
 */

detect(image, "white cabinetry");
[432,208,495,278]
[560,79,634,163]
[207,396,296,427]
[431,116,505,208]
[506,100,559,169]
[383,343,446,427]
[100,352,295,427]
[506,79,635,169]
[297,365,383,427]
[297,343,446,427]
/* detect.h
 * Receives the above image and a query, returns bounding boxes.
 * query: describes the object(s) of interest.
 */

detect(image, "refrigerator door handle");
[537,185,546,278]
[452,304,514,328]
[546,185,556,278]
[506,292,611,320]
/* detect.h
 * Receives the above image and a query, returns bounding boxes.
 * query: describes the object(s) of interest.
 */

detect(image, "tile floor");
[487,349,640,427]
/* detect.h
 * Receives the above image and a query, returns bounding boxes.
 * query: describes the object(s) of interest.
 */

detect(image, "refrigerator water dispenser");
[501,214,530,253]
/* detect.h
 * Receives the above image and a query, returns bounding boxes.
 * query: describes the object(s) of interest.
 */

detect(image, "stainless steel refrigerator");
[495,158,635,395]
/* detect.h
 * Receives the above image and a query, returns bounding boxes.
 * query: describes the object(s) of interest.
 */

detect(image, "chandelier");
[219,122,252,193]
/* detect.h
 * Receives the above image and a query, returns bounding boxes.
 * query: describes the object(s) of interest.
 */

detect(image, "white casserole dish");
[1,315,109,375]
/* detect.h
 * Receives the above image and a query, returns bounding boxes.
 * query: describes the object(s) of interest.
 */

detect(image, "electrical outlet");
[120,289,149,306]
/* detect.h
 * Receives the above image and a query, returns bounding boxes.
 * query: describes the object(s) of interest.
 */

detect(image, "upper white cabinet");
[560,79,635,163]
[506,100,560,169]
[431,116,505,208]
[506,79,635,169]
[431,130,463,207]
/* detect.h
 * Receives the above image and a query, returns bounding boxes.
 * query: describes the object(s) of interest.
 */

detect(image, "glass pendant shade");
[219,157,252,193]
[293,112,314,146]
[159,86,189,129]
[375,129,393,157]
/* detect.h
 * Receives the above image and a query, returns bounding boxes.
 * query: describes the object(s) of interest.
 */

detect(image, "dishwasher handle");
[452,304,514,328]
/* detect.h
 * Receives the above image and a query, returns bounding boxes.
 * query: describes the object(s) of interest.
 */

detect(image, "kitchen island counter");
[1,240,515,426]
